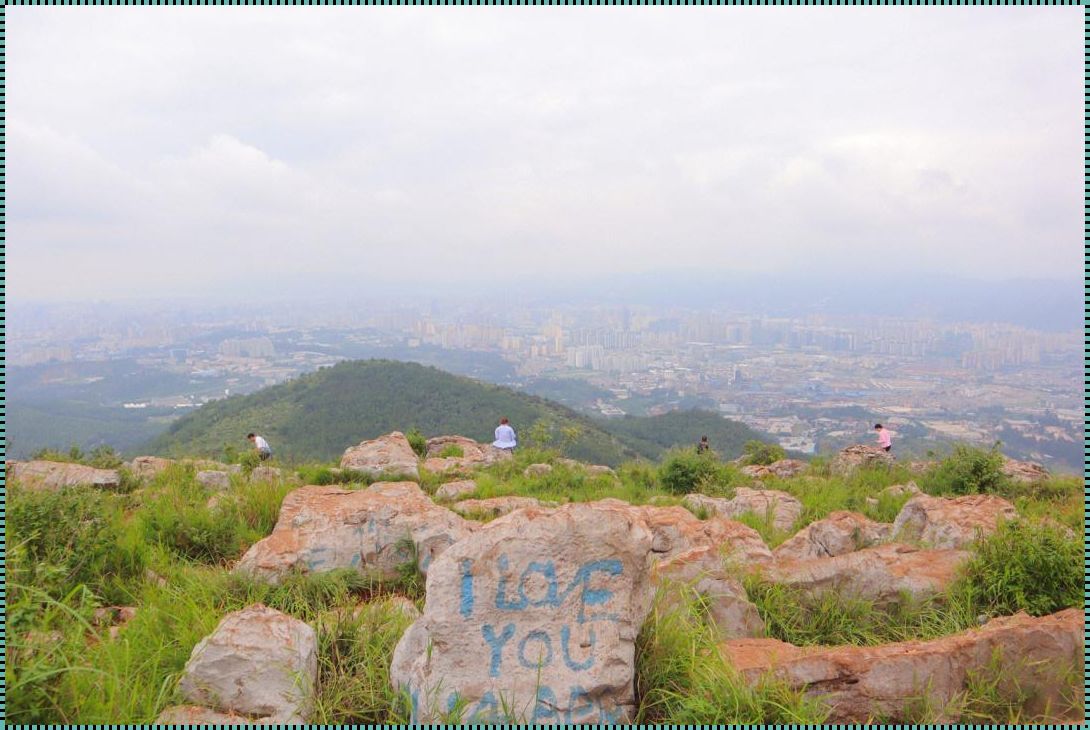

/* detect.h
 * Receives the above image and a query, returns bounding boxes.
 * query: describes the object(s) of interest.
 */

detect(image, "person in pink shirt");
[874,423,892,452]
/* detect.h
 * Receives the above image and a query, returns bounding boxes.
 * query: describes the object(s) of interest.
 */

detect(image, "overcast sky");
[9,7,1082,302]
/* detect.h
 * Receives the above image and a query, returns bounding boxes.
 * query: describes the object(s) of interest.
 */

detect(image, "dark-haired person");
[696,435,711,454]
[248,432,273,461]
[492,417,517,452]
[874,424,892,453]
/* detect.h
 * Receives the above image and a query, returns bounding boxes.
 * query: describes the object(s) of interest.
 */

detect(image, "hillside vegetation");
[7,442,1082,724]
[145,360,768,465]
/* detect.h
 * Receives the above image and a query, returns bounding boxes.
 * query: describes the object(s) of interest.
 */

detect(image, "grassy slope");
[144,360,768,466]
[6,445,1082,724]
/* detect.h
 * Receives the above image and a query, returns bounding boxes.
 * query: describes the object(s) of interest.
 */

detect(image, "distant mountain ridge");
[145,359,771,465]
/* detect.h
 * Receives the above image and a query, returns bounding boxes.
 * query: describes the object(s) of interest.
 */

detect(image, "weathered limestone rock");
[197,470,231,490]
[740,459,808,480]
[340,432,420,480]
[452,496,547,519]
[391,501,658,723]
[830,445,894,475]
[654,547,766,639]
[721,609,1083,722]
[892,493,1017,549]
[178,604,317,722]
[249,466,282,482]
[1001,456,1049,484]
[235,482,475,582]
[423,435,512,473]
[684,487,803,533]
[524,463,553,477]
[616,502,773,565]
[7,460,121,490]
[435,479,477,501]
[127,456,175,480]
[774,511,892,561]
[762,543,968,605]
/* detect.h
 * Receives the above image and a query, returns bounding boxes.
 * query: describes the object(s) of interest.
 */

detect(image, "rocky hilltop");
[6,433,1080,724]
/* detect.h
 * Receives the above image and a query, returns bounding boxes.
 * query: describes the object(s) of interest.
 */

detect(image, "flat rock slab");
[178,604,317,722]
[340,431,420,480]
[892,493,1017,549]
[7,460,120,490]
[763,543,969,605]
[774,511,892,561]
[424,435,512,473]
[127,456,176,480]
[452,496,547,519]
[197,470,231,490]
[435,479,478,501]
[684,487,803,533]
[721,609,1083,722]
[391,501,658,723]
[235,482,475,582]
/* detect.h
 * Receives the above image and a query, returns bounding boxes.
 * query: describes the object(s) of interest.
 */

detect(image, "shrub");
[740,440,786,466]
[658,449,734,495]
[405,427,427,458]
[921,443,1008,495]
[238,449,261,473]
[959,519,1081,617]
[438,444,464,459]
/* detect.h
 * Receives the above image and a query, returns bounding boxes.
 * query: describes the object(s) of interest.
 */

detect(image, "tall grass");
[634,590,829,723]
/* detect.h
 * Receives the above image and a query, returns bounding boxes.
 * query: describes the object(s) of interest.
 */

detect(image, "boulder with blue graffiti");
[390,500,658,723]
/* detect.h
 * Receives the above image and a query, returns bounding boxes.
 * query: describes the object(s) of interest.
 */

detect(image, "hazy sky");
[9,7,1082,301]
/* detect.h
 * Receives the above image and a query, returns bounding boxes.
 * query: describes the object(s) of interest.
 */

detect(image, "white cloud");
[7,6,1082,300]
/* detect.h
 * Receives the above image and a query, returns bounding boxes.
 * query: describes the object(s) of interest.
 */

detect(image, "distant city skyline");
[9,7,1083,301]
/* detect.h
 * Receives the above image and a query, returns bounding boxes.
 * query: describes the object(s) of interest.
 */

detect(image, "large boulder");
[127,456,175,480]
[1001,457,1049,484]
[684,487,803,533]
[773,511,892,561]
[423,435,512,474]
[452,496,548,519]
[249,466,283,483]
[391,501,658,723]
[340,432,420,480]
[761,543,969,605]
[892,493,1017,549]
[7,460,121,490]
[235,482,475,582]
[177,604,317,723]
[435,479,478,501]
[830,445,894,475]
[721,609,1083,722]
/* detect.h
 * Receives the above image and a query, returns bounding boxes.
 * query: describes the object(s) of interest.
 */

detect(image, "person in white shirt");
[492,418,517,452]
[247,432,273,461]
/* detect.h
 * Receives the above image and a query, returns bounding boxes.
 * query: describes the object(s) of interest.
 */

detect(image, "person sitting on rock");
[696,435,711,454]
[874,423,892,453]
[492,418,517,452]
[247,432,273,461]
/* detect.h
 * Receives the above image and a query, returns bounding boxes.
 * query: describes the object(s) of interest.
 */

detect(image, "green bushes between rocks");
[657,448,739,496]
[740,440,787,466]
[919,443,1009,495]
[960,519,1081,618]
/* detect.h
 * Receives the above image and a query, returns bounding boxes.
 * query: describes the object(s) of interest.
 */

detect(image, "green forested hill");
[598,409,773,460]
[144,360,770,465]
